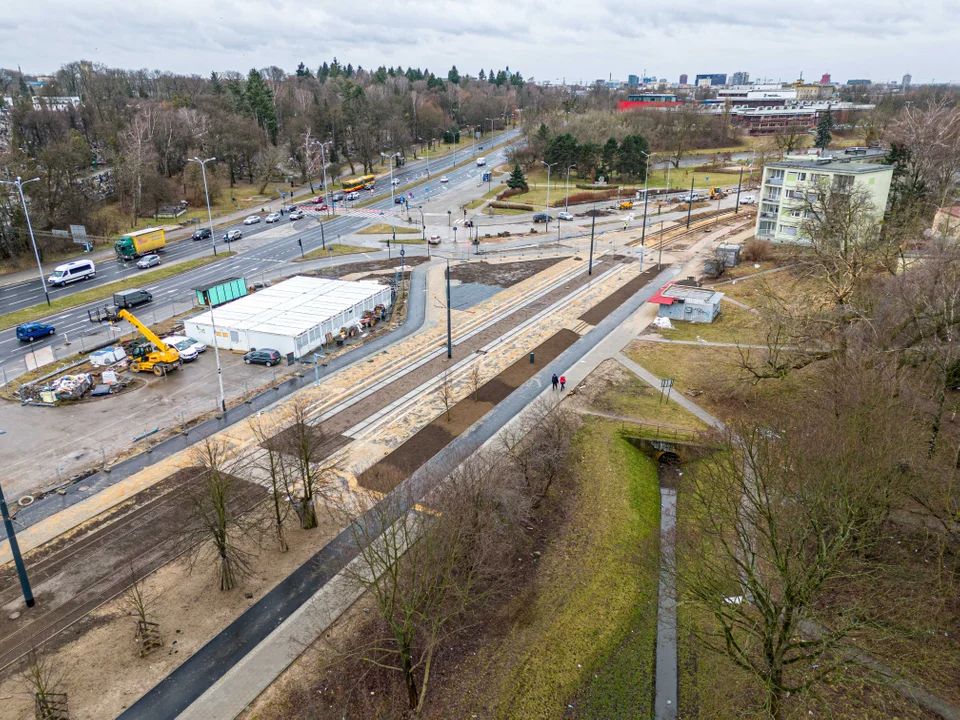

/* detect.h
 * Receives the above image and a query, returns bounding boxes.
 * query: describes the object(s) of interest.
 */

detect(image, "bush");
[552,189,619,207]
[741,238,773,262]
[499,186,528,199]
[491,201,536,210]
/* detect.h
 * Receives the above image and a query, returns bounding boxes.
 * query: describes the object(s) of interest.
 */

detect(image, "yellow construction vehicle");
[110,309,182,376]
[709,187,728,200]
[618,200,634,210]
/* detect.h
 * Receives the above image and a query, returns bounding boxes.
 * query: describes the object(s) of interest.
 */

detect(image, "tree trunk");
[401,647,418,710]
[219,550,235,591]
[300,497,318,530]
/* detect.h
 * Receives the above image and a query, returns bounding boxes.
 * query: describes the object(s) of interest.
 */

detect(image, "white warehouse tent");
[183,276,392,358]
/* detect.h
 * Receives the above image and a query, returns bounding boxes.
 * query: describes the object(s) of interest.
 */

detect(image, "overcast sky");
[3,0,958,85]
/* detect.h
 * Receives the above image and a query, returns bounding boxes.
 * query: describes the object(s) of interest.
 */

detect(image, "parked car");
[243,348,282,367]
[533,213,553,223]
[191,227,212,241]
[265,213,281,223]
[113,288,153,309]
[136,254,161,269]
[428,235,442,245]
[289,210,305,220]
[165,335,206,354]
[558,211,574,221]
[224,229,243,242]
[740,195,756,204]
[440,176,449,183]
[243,215,261,225]
[48,259,96,287]
[16,322,55,342]
[162,336,198,362]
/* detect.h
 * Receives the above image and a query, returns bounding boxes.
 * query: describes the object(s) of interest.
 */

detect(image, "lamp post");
[686,175,695,229]
[735,165,745,213]
[445,259,453,359]
[565,164,576,211]
[189,157,219,256]
[588,200,597,276]
[542,161,557,213]
[1,176,49,306]
[0,480,34,607]
[320,140,333,216]
[382,152,401,235]
[640,151,651,246]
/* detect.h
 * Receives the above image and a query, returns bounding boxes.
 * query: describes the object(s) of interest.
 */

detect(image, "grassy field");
[357,223,419,235]
[378,238,425,245]
[0,253,235,331]
[294,244,372,261]
[584,364,709,431]
[653,301,766,345]
[488,418,661,718]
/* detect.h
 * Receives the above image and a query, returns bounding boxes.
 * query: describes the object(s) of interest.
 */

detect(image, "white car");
[162,336,198,362]
[557,211,574,221]
[440,176,449,183]
[346,191,360,201]
[289,210,305,220]
[740,195,756,204]
[265,213,281,223]
[224,229,242,242]
[166,335,206,354]
[136,254,161,269]
[391,178,400,186]
[243,215,261,225]
[428,235,442,245]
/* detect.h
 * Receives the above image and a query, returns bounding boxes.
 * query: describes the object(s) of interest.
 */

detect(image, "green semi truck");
[115,228,166,260]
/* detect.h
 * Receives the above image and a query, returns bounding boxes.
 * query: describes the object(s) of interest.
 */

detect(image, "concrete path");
[638,337,774,351]
[707,263,798,287]
[616,353,725,430]
[655,487,678,719]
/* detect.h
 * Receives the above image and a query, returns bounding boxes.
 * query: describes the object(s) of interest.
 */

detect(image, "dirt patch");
[357,329,580,493]
[260,424,350,462]
[578,265,663,326]
[448,258,561,289]
[311,255,430,279]
[0,466,263,674]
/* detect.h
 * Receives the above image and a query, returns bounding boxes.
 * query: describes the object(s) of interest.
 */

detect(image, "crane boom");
[116,309,172,353]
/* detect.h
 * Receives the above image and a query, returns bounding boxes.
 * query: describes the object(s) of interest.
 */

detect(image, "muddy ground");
[448,258,561,288]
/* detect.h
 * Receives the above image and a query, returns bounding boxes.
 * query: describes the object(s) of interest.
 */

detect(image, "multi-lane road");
[0,132,521,379]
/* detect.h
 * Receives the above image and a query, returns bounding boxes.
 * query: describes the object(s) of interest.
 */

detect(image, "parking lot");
[0,347,303,502]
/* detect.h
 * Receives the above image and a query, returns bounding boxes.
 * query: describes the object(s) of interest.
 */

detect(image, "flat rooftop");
[187,275,388,337]
[649,282,724,306]
[766,159,892,174]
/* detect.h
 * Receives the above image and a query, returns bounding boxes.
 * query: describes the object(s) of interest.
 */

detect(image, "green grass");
[357,223,420,235]
[0,253,235,331]
[494,418,661,718]
[294,244,372,261]
[379,238,425,245]
[588,368,709,431]
[655,301,765,345]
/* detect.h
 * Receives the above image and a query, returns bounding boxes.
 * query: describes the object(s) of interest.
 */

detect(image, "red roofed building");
[649,281,724,323]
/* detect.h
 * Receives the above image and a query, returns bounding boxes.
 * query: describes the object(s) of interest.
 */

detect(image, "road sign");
[659,377,675,404]
[69,225,88,245]
[399,248,405,257]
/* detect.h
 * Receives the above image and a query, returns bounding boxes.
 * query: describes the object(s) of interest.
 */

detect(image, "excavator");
[106,309,182,376]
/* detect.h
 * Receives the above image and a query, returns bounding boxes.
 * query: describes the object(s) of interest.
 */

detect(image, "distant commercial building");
[846,79,872,86]
[695,73,727,87]
[1,95,80,111]
[755,159,893,243]
[628,74,640,87]
[796,83,835,100]
[820,73,832,85]
[679,73,688,85]
[650,282,724,324]
[617,94,682,111]
[902,73,912,89]
[730,71,750,85]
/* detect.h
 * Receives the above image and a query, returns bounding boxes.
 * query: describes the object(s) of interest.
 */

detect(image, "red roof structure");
[648,281,678,305]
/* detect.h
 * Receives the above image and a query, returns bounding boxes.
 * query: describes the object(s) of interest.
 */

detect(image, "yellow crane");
[109,309,182,375]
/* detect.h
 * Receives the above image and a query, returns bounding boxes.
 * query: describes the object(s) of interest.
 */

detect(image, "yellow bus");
[342,174,376,192]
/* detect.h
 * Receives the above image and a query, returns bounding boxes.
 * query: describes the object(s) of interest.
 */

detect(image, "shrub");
[491,201,536,210]
[741,238,773,262]
[551,189,619,207]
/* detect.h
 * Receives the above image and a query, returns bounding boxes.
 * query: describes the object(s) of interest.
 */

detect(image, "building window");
[796,172,807,182]
[787,172,798,182]
[790,210,802,218]
[780,225,798,237]
[833,175,854,192]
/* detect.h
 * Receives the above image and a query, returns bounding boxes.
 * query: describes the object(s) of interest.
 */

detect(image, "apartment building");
[755,159,893,242]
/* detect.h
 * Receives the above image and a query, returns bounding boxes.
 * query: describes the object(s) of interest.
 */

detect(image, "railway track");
[626,207,755,252]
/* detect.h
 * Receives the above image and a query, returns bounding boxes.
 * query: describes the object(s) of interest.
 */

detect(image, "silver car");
[265,213,282,223]
[136,254,160,269]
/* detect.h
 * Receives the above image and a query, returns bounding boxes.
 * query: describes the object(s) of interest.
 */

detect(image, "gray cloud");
[2,0,956,83]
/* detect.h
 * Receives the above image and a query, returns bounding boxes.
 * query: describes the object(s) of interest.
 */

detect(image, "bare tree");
[286,399,339,530]
[249,416,292,551]
[188,439,254,591]
[22,652,68,720]
[773,124,806,155]
[123,566,163,657]
[335,452,529,713]
[437,369,454,421]
[469,360,483,401]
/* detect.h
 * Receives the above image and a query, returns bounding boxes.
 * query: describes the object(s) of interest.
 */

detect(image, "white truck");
[476,156,486,167]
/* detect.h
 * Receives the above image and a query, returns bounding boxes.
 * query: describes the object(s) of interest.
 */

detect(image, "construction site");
[0,196,756,718]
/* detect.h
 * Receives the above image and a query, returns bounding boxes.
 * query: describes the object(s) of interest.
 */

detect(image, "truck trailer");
[115,228,166,260]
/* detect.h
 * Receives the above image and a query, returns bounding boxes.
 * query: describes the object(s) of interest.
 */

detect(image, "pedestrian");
[560,375,566,391]
[552,373,559,391]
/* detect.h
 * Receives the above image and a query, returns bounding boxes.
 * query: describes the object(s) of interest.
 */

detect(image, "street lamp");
[640,150,651,246]
[541,160,557,214]
[565,164,577,211]
[188,157,219,257]
[320,140,334,217]
[382,151,401,233]
[0,176,49,306]
[188,156,226,414]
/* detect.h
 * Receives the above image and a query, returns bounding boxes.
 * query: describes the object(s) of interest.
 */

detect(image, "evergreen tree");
[330,58,342,78]
[318,62,330,82]
[488,69,496,84]
[18,75,30,97]
[495,70,507,87]
[373,66,388,84]
[617,134,650,179]
[345,63,354,77]
[601,137,619,178]
[478,69,486,82]
[210,71,223,94]
[448,65,460,84]
[427,74,445,91]
[815,109,834,150]
[295,62,313,78]
[507,162,528,190]
[510,72,524,87]
[545,133,578,169]
[245,68,278,143]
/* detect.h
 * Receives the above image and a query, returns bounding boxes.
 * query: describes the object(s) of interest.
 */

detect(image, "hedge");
[551,189,619,207]
[490,201,536,210]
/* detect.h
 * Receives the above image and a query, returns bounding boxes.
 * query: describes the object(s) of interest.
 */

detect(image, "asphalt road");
[0,134,519,379]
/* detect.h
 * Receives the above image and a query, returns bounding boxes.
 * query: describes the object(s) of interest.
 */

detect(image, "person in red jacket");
[559,375,566,391]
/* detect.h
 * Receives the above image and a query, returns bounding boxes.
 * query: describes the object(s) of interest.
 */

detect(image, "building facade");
[730,71,750,85]
[695,73,727,87]
[628,74,639,87]
[755,159,893,243]
[650,282,724,323]
[679,73,688,85]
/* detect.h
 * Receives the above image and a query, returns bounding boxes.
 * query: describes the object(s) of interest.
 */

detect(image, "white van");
[476,157,486,167]
[48,260,96,287]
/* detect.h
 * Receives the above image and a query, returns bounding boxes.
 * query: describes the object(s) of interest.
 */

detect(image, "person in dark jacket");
[552,373,559,390]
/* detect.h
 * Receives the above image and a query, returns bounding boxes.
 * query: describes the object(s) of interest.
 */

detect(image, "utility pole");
[686,175,695,229]
[189,157,219,256]
[588,202,597,275]
[735,165,744,213]
[565,163,576,211]
[445,259,453,359]
[0,480,34,607]
[640,151,651,246]
[542,161,557,212]
[658,221,664,269]
[1,177,49,306]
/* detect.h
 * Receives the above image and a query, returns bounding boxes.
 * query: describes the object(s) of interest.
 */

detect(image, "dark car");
[243,348,282,367]
[394,195,406,204]
[191,227,212,241]
[533,213,553,223]
[16,322,55,342]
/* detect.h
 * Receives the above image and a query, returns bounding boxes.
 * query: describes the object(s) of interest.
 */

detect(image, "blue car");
[16,322,55,342]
